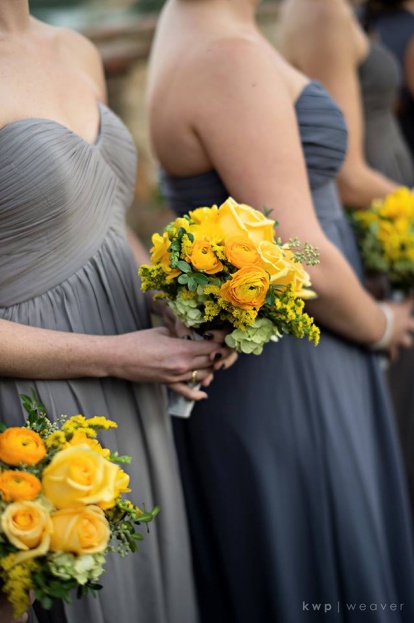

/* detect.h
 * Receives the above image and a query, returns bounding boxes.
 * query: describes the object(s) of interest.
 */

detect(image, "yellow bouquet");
[139,197,320,355]
[0,391,159,618]
[349,187,414,294]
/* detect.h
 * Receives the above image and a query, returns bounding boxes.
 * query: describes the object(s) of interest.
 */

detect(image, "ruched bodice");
[162,82,347,225]
[0,103,136,306]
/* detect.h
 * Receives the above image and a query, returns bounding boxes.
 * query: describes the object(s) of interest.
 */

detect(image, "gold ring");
[191,369,198,384]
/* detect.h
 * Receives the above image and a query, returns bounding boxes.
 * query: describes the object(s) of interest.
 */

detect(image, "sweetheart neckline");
[0,101,106,148]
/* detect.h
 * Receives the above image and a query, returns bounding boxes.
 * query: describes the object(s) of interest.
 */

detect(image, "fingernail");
[203,332,214,341]
[214,352,222,361]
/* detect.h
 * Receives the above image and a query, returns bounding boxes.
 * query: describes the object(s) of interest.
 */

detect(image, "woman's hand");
[107,326,234,387]
[165,321,239,399]
[373,298,414,359]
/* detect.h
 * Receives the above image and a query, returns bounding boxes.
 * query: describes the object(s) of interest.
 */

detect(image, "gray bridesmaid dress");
[358,41,414,523]
[358,40,414,185]
[0,104,199,623]
[161,82,414,622]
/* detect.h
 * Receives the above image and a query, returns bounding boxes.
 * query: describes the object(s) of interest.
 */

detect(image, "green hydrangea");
[48,552,106,585]
[225,318,280,355]
[168,297,204,328]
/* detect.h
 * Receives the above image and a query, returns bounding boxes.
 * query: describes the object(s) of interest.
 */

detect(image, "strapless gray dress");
[161,82,414,622]
[359,42,414,524]
[358,41,414,185]
[0,104,198,623]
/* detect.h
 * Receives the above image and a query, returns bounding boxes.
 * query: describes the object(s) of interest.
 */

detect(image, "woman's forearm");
[337,161,398,208]
[306,239,386,345]
[0,319,111,379]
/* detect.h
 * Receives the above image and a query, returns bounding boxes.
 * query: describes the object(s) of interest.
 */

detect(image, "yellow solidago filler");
[0,556,38,618]
[45,430,68,450]
[180,289,197,300]
[85,416,117,430]
[180,233,194,259]
[211,242,226,261]
[0,470,42,502]
[204,284,221,296]
[204,300,221,321]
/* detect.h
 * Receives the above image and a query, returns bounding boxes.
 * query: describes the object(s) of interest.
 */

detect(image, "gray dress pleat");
[0,104,199,623]
[161,82,414,622]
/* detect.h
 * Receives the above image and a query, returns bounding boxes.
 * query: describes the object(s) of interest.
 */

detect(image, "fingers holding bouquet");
[139,197,320,416]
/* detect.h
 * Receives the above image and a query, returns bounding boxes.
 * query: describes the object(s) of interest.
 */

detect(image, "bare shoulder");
[300,0,353,32]
[46,24,106,100]
[191,36,288,95]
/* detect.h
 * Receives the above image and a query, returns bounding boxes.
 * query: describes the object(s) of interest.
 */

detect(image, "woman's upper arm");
[193,40,325,246]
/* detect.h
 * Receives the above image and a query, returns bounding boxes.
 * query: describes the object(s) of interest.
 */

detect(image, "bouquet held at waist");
[0,391,159,619]
[139,197,320,355]
[348,187,414,296]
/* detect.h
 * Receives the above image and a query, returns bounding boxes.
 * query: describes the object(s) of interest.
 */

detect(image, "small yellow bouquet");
[349,187,414,294]
[0,391,159,619]
[139,197,320,355]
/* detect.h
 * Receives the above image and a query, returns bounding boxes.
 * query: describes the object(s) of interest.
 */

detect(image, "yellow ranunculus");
[217,197,275,244]
[224,235,262,269]
[0,428,46,466]
[189,206,220,224]
[187,240,223,274]
[50,506,110,555]
[150,232,181,281]
[42,444,121,509]
[0,471,42,502]
[1,501,53,565]
[220,266,269,309]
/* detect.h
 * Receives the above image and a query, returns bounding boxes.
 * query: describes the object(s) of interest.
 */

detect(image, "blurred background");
[31,0,281,246]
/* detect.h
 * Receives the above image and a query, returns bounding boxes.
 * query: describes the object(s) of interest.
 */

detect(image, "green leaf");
[193,273,209,285]
[0,422,6,432]
[178,274,189,285]
[177,261,191,273]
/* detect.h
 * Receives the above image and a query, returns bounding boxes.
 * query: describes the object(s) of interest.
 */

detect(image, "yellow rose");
[217,197,275,244]
[0,470,42,502]
[1,500,53,565]
[224,235,263,269]
[98,467,131,510]
[150,232,181,281]
[42,444,121,509]
[0,428,46,466]
[187,240,223,274]
[257,241,293,285]
[220,266,269,309]
[50,505,110,555]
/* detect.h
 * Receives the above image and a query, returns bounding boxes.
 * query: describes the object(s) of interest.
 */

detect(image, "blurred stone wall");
[85,3,280,247]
